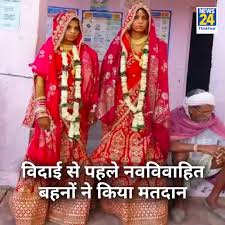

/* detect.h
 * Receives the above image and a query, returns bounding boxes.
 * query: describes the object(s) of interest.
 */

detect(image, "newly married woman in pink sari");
[10,11,99,225]
[91,3,170,225]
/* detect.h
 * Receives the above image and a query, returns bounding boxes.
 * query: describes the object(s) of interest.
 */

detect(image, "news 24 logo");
[196,7,218,34]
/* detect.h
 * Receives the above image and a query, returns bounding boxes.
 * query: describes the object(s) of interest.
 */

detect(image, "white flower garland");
[120,43,149,131]
[61,46,82,140]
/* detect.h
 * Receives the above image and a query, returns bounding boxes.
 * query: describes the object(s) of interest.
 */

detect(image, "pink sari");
[10,12,99,225]
[91,3,169,225]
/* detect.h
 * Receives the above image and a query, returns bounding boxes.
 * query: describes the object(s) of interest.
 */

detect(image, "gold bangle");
[35,96,46,101]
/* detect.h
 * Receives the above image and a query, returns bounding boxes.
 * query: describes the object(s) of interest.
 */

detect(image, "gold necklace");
[60,44,73,52]
[131,35,148,64]
[132,50,143,67]
[131,35,148,46]
[130,37,148,66]
[59,45,75,74]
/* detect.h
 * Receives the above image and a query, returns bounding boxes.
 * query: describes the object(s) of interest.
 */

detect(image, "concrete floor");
[1,188,225,225]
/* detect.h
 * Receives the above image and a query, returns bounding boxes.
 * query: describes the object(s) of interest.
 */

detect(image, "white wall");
[0,76,32,186]
[0,0,45,76]
[0,0,47,187]
[210,0,225,123]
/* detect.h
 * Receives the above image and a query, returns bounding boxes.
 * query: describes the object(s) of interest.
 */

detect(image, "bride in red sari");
[10,11,99,225]
[91,3,170,225]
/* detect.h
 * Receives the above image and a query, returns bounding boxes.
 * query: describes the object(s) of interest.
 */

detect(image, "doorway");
[186,12,214,93]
